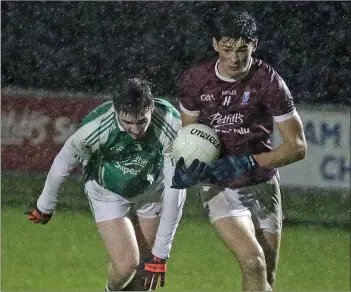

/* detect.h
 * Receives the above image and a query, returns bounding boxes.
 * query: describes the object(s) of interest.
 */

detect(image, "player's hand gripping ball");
[171,157,209,189]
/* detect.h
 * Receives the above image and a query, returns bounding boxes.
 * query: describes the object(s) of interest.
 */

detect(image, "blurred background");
[1,1,350,291]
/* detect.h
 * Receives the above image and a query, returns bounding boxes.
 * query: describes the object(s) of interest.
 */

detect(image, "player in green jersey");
[25,78,186,291]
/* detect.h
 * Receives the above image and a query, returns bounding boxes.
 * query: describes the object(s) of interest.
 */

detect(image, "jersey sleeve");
[37,145,79,213]
[65,103,115,166]
[265,71,297,123]
[151,107,187,259]
[151,154,186,259]
[37,102,115,214]
[162,117,181,168]
[152,100,182,169]
[152,182,186,259]
[179,69,201,117]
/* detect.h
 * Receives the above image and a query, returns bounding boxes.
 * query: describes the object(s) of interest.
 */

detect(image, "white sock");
[105,282,111,291]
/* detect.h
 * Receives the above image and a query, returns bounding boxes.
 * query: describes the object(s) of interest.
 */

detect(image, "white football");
[172,123,221,167]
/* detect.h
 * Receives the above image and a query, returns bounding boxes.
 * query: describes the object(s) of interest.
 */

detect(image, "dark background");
[2,1,350,105]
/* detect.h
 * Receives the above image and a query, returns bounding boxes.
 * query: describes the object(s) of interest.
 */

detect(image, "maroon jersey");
[180,58,296,188]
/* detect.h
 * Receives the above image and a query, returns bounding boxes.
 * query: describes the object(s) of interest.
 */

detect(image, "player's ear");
[252,39,258,52]
[213,38,219,52]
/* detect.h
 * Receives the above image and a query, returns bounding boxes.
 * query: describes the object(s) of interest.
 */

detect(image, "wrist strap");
[144,262,167,273]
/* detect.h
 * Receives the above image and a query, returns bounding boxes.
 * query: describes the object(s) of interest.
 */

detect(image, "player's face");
[118,108,153,140]
[213,37,257,79]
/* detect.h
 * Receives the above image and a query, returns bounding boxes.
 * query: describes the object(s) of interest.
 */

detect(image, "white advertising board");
[273,106,350,189]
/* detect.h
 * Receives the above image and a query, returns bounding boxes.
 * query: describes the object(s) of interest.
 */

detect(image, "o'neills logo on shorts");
[190,129,220,149]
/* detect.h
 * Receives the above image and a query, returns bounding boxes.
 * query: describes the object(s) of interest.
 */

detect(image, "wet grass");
[1,175,350,290]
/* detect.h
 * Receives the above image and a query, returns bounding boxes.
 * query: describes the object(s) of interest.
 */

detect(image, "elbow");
[295,140,307,161]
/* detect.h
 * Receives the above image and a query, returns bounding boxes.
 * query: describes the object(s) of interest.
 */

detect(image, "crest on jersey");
[241,91,250,104]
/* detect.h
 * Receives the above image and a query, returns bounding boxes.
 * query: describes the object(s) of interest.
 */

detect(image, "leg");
[123,211,161,291]
[250,174,284,289]
[214,216,272,291]
[200,185,272,291]
[123,203,162,291]
[84,180,138,291]
[134,215,160,258]
[256,230,281,288]
[98,218,139,290]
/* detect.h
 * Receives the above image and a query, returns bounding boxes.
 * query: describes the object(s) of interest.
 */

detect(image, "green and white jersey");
[65,98,181,197]
[36,97,185,259]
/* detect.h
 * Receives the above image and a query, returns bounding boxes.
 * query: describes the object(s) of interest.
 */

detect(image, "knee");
[111,255,139,279]
[240,252,267,276]
[120,260,138,279]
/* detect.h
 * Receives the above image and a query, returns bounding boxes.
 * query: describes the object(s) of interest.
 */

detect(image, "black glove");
[24,207,53,224]
[171,157,209,189]
[209,155,257,182]
[137,255,167,290]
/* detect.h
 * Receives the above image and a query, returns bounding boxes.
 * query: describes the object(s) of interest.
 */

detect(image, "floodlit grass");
[1,206,350,291]
[1,175,350,290]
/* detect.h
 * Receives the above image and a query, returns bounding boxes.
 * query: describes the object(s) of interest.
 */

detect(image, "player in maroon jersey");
[172,9,307,291]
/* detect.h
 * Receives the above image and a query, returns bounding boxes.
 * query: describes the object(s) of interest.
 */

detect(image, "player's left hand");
[24,207,53,224]
[209,155,258,181]
[171,157,209,189]
[137,255,167,290]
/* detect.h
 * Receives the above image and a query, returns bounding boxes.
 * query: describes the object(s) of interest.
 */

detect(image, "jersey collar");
[215,58,253,82]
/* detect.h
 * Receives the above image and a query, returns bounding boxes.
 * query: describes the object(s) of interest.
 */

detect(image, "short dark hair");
[113,78,154,116]
[212,9,257,42]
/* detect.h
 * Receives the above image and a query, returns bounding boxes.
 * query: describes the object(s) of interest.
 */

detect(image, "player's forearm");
[37,145,79,214]
[180,111,198,126]
[152,187,186,259]
[254,138,307,169]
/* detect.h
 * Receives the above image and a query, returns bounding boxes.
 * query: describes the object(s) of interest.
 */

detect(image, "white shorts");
[84,180,163,223]
[199,174,283,234]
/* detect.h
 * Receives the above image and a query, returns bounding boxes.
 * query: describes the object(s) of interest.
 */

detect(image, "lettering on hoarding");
[272,112,350,188]
[305,121,342,147]
[1,109,77,146]
[53,117,77,144]
[320,155,350,182]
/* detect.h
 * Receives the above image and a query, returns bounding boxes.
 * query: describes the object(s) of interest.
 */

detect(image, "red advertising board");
[1,94,103,172]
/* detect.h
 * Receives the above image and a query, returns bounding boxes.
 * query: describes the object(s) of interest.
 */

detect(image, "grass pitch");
[1,176,350,291]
